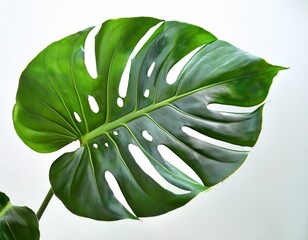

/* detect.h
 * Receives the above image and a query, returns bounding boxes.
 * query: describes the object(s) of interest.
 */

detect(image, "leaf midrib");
[81,69,278,144]
[0,202,11,218]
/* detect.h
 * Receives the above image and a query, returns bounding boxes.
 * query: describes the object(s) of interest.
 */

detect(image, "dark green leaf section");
[50,131,206,220]
[13,17,285,221]
[0,192,39,240]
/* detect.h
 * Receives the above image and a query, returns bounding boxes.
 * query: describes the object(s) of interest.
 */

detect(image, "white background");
[1,0,308,239]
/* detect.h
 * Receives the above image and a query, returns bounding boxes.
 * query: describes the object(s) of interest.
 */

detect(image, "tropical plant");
[1,17,285,239]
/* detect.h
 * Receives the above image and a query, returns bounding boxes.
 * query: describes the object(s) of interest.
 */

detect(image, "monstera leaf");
[0,192,39,239]
[13,17,284,221]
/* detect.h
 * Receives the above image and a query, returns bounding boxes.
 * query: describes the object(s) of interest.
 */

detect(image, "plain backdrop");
[1,0,307,239]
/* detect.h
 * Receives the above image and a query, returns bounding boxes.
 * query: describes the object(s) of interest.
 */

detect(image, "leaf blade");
[14,17,285,220]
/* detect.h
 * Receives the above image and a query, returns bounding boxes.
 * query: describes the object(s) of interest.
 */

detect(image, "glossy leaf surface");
[0,192,39,240]
[13,17,284,220]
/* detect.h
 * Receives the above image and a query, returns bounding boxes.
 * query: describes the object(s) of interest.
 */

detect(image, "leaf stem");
[37,187,53,221]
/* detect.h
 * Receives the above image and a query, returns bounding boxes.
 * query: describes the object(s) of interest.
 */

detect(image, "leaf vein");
[42,49,82,136]
[146,114,236,164]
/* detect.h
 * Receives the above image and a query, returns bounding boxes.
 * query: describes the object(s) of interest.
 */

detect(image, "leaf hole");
[207,103,259,113]
[88,95,99,113]
[181,126,251,152]
[144,89,150,98]
[157,145,203,185]
[142,130,153,142]
[166,45,204,85]
[73,112,82,122]
[118,60,131,99]
[105,142,109,148]
[117,97,124,108]
[128,144,190,195]
[147,62,155,77]
[113,131,119,136]
[93,143,98,148]
[118,21,164,98]
[84,25,100,79]
[105,171,136,217]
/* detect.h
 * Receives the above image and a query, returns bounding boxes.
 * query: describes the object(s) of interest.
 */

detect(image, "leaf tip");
[271,64,289,72]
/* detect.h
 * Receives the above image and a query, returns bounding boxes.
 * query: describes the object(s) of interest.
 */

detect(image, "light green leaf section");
[13,17,285,221]
[0,192,39,240]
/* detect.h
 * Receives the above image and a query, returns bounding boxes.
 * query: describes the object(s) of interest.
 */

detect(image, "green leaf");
[13,17,285,221]
[0,192,39,240]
